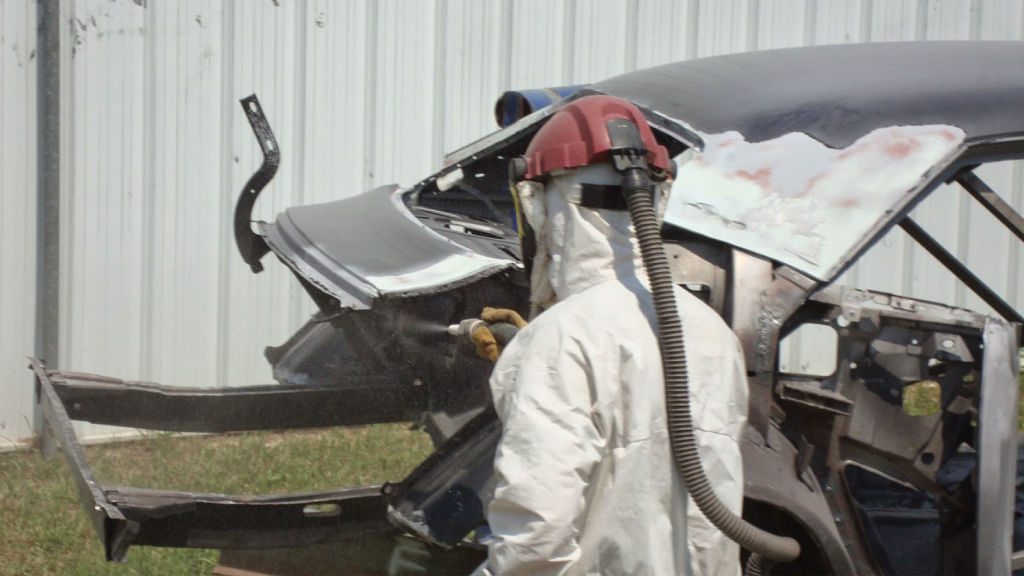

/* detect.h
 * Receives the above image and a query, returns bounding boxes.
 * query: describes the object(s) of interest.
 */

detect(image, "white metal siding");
[2,0,1024,444]
[1,0,38,448]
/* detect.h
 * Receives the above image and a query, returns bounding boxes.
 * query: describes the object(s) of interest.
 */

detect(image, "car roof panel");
[595,41,1024,148]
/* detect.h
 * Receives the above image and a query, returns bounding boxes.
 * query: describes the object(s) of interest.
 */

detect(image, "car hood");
[261,185,519,310]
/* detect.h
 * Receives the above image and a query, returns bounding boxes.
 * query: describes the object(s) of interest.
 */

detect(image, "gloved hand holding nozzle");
[448,307,526,363]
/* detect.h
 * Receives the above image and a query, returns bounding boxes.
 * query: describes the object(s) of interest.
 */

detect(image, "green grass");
[0,425,432,576]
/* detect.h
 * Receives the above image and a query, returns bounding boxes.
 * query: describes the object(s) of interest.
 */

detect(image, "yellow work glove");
[471,324,501,363]
[480,307,528,329]
[471,308,528,363]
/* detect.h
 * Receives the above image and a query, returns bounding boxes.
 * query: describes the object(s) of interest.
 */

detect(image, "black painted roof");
[594,41,1024,148]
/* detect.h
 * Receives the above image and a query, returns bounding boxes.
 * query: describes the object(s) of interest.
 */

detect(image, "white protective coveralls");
[475,164,748,576]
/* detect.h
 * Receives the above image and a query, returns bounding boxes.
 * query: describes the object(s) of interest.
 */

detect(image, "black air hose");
[621,168,801,567]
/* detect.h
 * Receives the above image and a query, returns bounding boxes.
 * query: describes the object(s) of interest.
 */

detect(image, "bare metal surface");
[728,250,774,371]
[977,318,1019,576]
[666,125,965,280]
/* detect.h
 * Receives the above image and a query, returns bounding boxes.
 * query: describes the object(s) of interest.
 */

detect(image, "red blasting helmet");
[524,95,670,180]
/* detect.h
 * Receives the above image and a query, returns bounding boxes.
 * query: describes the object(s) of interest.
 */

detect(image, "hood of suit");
[516,163,669,312]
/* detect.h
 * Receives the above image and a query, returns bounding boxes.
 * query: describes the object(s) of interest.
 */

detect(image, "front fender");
[743,425,855,575]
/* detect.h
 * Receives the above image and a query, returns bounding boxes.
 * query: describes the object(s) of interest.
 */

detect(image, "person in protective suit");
[471,97,749,576]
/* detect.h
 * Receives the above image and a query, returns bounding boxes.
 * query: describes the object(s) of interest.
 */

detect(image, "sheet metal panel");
[142,0,225,394]
[810,0,868,44]
[370,0,439,188]
[0,0,38,447]
[635,0,697,66]
[508,0,566,89]
[441,0,506,156]
[569,0,634,82]
[2,0,1019,442]
[695,0,755,57]
[755,0,811,49]
[60,0,147,442]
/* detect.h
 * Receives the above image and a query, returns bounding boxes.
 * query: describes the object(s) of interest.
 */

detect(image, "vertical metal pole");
[35,0,61,436]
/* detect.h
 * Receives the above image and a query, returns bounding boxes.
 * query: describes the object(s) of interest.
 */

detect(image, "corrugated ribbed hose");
[744,552,770,576]
[622,172,801,570]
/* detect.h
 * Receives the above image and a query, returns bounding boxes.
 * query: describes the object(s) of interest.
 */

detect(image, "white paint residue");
[366,252,509,293]
[666,125,965,279]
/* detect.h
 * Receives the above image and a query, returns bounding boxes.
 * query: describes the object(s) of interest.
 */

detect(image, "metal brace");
[235,94,280,273]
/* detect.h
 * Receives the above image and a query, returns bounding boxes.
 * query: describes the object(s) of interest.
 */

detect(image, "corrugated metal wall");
[1,0,38,448]
[2,0,1023,445]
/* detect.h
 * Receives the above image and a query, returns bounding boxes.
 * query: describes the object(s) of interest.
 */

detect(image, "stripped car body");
[33,42,1024,574]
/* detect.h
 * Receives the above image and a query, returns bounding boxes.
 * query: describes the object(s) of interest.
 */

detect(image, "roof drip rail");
[899,218,1024,324]
[956,170,1024,243]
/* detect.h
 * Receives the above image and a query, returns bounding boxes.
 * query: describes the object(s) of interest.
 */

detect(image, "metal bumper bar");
[29,359,407,561]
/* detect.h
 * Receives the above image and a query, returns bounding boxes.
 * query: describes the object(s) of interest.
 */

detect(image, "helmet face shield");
[509,181,538,280]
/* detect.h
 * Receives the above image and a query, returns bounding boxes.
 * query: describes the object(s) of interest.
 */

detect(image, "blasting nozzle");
[449,318,520,347]
[448,318,486,340]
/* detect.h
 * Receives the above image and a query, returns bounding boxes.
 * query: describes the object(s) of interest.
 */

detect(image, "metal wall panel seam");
[915,0,928,40]
[432,0,447,168]
[803,0,818,45]
[498,0,512,91]
[290,0,310,330]
[140,0,157,382]
[57,0,72,391]
[362,0,378,191]
[1011,160,1024,307]
[899,0,930,299]
[970,0,984,39]
[685,0,699,59]
[747,0,760,49]
[562,0,576,84]
[60,0,78,379]
[624,0,639,72]
[860,1,873,46]
[217,0,236,390]
[36,0,59,382]
[954,0,983,307]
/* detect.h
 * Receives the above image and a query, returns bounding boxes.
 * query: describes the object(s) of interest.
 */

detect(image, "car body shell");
[32,41,1024,575]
